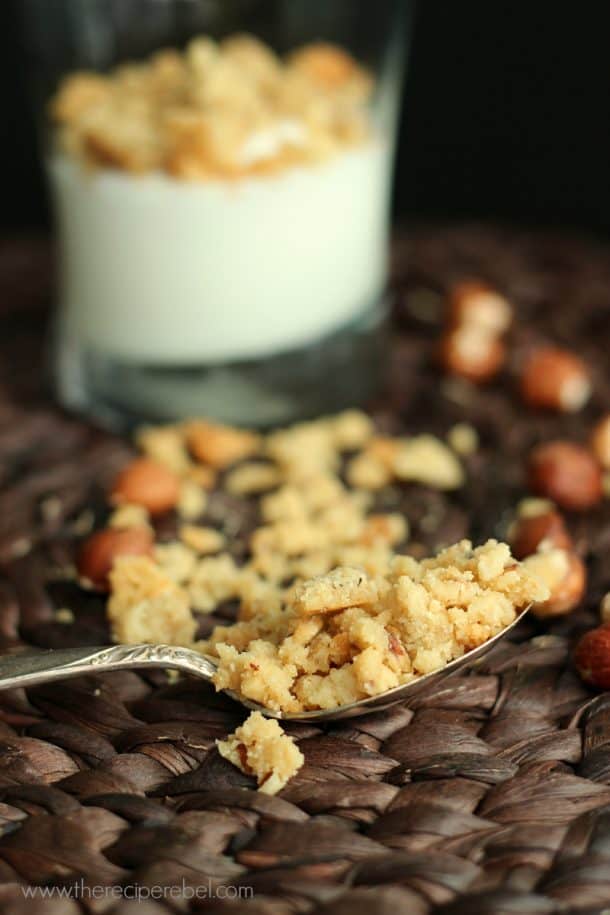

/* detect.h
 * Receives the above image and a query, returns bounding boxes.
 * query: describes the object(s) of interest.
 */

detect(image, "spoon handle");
[0,643,215,690]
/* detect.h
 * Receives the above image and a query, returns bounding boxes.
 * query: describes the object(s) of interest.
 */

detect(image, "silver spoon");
[0,608,529,721]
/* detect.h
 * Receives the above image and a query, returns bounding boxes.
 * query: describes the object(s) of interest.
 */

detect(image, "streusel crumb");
[216,711,304,794]
[50,35,374,179]
[108,556,195,646]
[203,539,547,712]
[101,411,550,714]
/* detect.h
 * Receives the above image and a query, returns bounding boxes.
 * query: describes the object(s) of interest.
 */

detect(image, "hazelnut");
[591,415,610,469]
[111,457,180,516]
[528,441,603,511]
[524,549,586,618]
[78,526,154,590]
[185,420,260,469]
[574,623,610,689]
[439,326,506,383]
[447,280,513,334]
[509,509,572,559]
[520,346,591,412]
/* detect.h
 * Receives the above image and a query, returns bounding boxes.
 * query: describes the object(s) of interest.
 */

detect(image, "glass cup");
[22,0,412,428]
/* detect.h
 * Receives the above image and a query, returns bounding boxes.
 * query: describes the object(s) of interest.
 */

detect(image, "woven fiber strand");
[2,227,610,913]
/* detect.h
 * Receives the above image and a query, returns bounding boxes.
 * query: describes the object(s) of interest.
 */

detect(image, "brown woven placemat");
[2,227,610,914]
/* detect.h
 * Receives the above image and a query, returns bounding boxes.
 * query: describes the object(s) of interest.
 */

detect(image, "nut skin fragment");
[78,526,154,591]
[528,441,603,511]
[575,624,610,689]
[111,458,180,516]
[520,346,591,413]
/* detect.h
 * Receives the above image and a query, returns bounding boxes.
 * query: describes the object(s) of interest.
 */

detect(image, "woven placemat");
[2,227,610,914]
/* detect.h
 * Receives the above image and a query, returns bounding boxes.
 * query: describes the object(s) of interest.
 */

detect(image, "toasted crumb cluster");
[204,540,547,713]
[103,411,547,713]
[216,711,304,794]
[50,35,374,178]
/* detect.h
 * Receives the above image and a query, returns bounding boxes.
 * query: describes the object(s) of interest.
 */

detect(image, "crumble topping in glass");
[50,35,374,178]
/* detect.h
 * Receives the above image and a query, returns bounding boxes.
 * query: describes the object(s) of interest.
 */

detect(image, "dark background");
[2,1,610,236]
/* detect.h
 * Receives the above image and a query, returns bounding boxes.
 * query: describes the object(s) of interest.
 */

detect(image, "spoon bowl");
[0,606,530,721]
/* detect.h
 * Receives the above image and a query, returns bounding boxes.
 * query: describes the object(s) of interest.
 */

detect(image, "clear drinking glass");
[22,0,412,428]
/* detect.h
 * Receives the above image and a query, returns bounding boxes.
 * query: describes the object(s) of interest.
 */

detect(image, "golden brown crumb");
[293,567,378,615]
[393,436,465,490]
[50,36,374,179]
[108,503,151,530]
[447,423,479,457]
[108,556,195,646]
[180,525,226,554]
[203,539,547,712]
[224,462,282,495]
[176,480,208,520]
[216,711,304,794]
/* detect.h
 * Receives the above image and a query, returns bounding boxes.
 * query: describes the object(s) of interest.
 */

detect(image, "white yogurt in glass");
[48,139,391,366]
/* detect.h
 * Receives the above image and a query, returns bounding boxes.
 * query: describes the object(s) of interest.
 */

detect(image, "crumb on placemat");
[217,711,304,794]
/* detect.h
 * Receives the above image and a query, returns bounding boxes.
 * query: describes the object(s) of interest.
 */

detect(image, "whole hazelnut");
[528,441,602,511]
[509,509,572,559]
[439,325,506,383]
[520,346,591,412]
[447,281,513,334]
[525,549,586,618]
[111,457,180,515]
[185,421,260,469]
[591,415,610,469]
[575,623,610,689]
[78,526,154,590]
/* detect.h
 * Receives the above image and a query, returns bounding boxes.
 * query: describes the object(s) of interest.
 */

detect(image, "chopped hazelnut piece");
[180,525,226,554]
[524,548,586,618]
[528,441,603,511]
[520,346,591,413]
[447,281,513,334]
[186,420,260,469]
[439,326,506,384]
[591,415,610,469]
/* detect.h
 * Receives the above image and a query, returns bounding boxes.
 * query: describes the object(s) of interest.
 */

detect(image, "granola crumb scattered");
[517,497,556,518]
[108,503,151,530]
[54,607,75,624]
[393,436,465,490]
[447,423,479,457]
[176,480,208,520]
[99,411,541,714]
[216,711,304,794]
[108,556,195,646]
[180,525,226,554]
[224,462,282,495]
